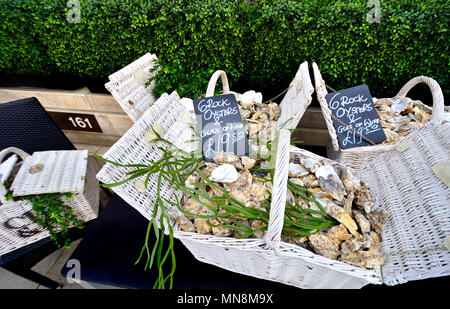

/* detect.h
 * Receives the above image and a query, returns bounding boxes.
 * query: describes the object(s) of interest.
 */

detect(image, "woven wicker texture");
[0,148,100,256]
[312,63,447,172]
[105,53,159,122]
[277,62,314,130]
[10,150,88,196]
[358,122,450,285]
[96,91,198,230]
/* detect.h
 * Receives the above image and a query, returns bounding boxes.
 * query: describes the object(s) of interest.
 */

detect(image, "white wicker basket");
[96,65,331,287]
[0,148,99,256]
[312,62,448,172]
[105,53,159,122]
[357,122,450,285]
[177,131,384,289]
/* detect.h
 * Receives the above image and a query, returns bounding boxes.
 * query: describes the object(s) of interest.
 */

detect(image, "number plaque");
[48,112,102,133]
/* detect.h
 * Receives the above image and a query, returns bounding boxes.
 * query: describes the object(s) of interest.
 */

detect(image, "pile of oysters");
[374,97,450,145]
[285,154,389,269]
[177,90,279,237]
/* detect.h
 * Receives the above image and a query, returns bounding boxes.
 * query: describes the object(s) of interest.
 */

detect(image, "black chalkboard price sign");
[194,93,249,161]
[325,85,386,149]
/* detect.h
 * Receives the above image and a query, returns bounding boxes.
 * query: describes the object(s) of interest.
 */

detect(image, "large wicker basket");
[312,62,448,172]
[0,148,99,256]
[96,65,337,287]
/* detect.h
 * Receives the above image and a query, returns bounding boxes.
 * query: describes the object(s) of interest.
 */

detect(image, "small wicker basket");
[312,62,448,172]
[0,148,99,256]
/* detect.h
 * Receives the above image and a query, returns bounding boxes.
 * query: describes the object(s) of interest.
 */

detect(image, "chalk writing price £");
[194,94,249,161]
[325,85,386,149]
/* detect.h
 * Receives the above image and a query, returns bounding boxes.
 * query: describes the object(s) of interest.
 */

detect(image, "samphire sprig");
[95,127,336,288]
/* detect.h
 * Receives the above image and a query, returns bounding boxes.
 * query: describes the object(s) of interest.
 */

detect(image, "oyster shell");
[320,199,361,238]
[213,152,242,168]
[210,218,233,237]
[175,216,196,233]
[326,224,352,245]
[366,210,390,233]
[334,164,361,192]
[301,158,322,173]
[241,156,256,169]
[194,218,212,234]
[362,231,381,251]
[315,165,346,201]
[383,128,400,142]
[353,210,371,233]
[354,185,375,214]
[252,220,266,238]
[390,98,409,114]
[308,234,339,260]
[288,163,309,177]
[266,102,281,120]
[341,238,363,255]
[339,251,384,269]
[240,90,263,109]
[210,164,239,183]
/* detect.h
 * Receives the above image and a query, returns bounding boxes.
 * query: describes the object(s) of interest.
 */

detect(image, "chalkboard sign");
[194,94,249,161]
[325,85,386,149]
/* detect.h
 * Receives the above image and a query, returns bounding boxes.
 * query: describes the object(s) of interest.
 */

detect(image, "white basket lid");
[10,150,88,197]
[105,53,159,122]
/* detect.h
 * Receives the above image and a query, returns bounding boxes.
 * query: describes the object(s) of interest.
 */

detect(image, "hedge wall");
[0,0,448,100]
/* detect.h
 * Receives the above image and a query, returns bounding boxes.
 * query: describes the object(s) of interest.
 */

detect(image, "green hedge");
[0,0,448,100]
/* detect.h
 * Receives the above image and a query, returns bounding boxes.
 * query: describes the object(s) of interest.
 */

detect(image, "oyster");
[213,152,242,168]
[315,165,346,201]
[288,163,309,177]
[266,102,281,120]
[240,90,263,109]
[354,185,375,214]
[194,218,212,234]
[241,156,256,169]
[383,128,400,142]
[339,251,384,269]
[251,220,266,238]
[210,218,233,237]
[308,234,339,260]
[320,199,361,238]
[210,164,239,183]
[390,98,409,114]
[301,158,321,173]
[341,238,363,255]
[353,210,371,233]
[334,164,361,192]
[326,224,352,245]
[366,210,390,233]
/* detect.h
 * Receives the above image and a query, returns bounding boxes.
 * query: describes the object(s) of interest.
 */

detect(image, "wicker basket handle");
[205,70,230,97]
[263,129,291,252]
[0,147,30,163]
[312,62,340,151]
[395,76,445,124]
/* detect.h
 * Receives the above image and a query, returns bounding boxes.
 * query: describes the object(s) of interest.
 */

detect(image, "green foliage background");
[0,0,448,100]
